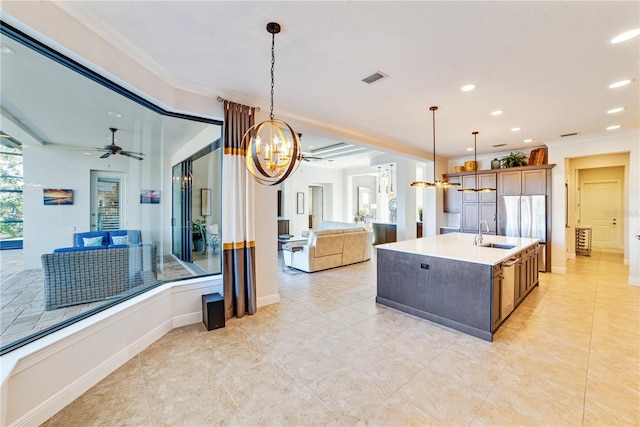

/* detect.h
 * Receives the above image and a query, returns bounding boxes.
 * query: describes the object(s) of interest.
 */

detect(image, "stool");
[282,244,303,272]
[202,293,225,331]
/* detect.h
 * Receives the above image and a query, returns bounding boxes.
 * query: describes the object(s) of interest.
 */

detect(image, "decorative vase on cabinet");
[491,159,501,169]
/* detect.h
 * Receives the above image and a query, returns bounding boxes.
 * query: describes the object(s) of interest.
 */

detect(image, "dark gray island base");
[376,234,539,342]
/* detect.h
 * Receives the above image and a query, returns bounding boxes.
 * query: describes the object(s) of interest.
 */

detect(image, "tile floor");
[41,248,638,426]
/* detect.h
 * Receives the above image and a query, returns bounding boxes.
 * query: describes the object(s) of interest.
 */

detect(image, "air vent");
[362,71,388,84]
[560,132,579,137]
[493,143,507,148]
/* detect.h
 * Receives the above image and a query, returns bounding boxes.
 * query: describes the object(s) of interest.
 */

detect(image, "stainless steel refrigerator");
[498,195,547,271]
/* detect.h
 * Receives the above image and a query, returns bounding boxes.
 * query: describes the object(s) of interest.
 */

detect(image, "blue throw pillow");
[111,235,129,245]
[110,230,141,245]
[83,236,104,247]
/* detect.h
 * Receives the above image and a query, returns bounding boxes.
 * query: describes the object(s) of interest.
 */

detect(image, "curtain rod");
[217,96,260,112]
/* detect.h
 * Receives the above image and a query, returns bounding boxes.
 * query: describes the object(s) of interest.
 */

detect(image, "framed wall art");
[140,190,160,204]
[43,189,73,205]
[296,192,304,214]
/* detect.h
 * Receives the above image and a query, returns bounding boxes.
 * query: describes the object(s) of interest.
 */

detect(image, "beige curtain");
[222,100,257,319]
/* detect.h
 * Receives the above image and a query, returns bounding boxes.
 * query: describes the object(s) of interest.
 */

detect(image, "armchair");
[200,223,221,254]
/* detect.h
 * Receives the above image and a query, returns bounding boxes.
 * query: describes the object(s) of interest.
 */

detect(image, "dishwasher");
[501,258,520,318]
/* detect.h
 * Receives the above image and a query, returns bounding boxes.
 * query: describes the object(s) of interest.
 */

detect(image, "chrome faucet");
[474,220,490,245]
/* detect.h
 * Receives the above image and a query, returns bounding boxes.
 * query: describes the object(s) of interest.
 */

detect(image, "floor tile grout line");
[270,357,346,424]
[135,354,155,427]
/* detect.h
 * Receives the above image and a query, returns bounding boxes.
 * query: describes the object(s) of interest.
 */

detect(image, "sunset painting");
[43,189,73,205]
[140,190,160,204]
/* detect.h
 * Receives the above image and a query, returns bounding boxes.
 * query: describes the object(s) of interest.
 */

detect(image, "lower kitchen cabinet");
[461,202,496,234]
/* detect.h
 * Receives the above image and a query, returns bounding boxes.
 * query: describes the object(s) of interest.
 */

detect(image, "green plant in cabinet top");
[501,151,528,168]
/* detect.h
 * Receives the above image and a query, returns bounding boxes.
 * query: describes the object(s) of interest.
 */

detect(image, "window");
[0,139,23,249]
[0,22,222,354]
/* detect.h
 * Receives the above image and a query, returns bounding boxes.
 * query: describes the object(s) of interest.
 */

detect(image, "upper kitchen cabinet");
[462,173,497,202]
[443,176,462,212]
[499,168,547,195]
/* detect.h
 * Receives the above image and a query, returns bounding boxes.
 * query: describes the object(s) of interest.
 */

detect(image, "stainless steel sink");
[478,242,516,250]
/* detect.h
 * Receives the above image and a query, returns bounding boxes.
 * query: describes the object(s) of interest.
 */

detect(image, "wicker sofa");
[41,230,157,310]
[283,227,372,272]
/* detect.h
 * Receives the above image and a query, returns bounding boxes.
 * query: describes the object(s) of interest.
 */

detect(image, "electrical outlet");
[420,263,429,270]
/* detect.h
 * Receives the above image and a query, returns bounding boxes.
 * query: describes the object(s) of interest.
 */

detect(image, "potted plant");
[192,217,206,251]
[501,151,528,168]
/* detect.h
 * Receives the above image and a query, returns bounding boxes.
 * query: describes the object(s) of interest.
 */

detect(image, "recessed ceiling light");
[511,127,521,132]
[607,125,621,130]
[0,44,15,54]
[607,107,625,114]
[308,146,314,149]
[523,139,533,143]
[609,79,632,89]
[611,28,640,44]
[461,84,476,92]
[107,111,123,118]
[466,147,474,151]
[491,110,503,116]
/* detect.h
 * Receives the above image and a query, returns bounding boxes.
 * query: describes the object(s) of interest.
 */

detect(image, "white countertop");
[376,232,539,266]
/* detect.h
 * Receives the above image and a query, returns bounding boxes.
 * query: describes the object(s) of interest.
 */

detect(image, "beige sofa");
[283,227,373,272]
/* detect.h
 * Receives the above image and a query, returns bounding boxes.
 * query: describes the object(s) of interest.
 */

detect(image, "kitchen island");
[376,232,540,341]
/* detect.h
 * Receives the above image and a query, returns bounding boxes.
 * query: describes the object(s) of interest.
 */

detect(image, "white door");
[90,170,126,231]
[311,186,323,229]
[580,180,621,248]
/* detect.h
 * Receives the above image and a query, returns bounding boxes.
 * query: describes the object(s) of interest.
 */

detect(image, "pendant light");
[458,131,496,193]
[411,106,460,188]
[388,164,395,196]
[241,22,301,186]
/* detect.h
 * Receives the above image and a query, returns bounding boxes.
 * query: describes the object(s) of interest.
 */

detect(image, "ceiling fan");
[95,128,145,160]
[297,133,322,162]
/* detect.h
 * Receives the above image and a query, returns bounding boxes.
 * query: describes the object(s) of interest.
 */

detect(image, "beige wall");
[548,131,639,283]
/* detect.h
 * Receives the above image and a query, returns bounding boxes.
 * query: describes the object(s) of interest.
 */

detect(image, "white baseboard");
[3,277,222,427]
[12,318,176,427]
[173,311,203,328]
[630,276,639,286]
[552,266,567,274]
[257,292,280,307]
